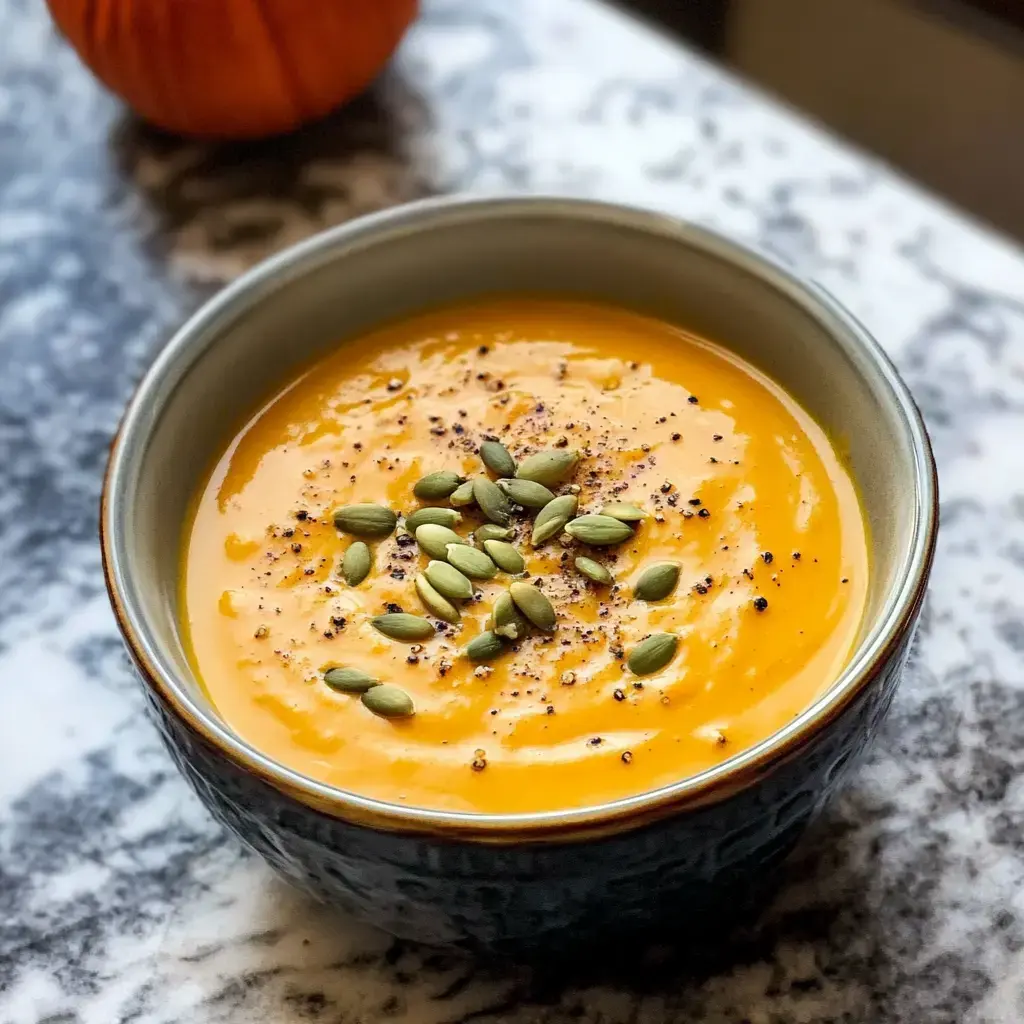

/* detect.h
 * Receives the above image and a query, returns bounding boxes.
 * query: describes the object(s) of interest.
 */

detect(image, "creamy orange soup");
[183,298,869,814]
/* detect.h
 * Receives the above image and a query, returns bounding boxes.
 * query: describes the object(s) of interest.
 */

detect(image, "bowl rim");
[101,194,938,839]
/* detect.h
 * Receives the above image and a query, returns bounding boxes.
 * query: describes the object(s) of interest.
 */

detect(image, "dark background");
[623,0,1024,241]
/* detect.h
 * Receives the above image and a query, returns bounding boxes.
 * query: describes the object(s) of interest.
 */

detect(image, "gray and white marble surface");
[2,0,1024,1021]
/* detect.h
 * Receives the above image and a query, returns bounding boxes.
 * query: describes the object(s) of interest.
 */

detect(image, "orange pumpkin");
[46,0,419,139]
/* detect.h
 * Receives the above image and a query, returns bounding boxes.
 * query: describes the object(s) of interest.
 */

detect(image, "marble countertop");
[2,0,1024,1021]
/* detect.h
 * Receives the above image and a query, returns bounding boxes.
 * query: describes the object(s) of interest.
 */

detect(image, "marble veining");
[1,0,1024,1021]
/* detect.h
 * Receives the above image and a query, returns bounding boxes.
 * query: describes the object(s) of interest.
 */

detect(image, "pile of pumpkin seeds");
[327,441,684,718]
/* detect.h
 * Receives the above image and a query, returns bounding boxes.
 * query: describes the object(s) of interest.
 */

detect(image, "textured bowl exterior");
[129,621,918,950]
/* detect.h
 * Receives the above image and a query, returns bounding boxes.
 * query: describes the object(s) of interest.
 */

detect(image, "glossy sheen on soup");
[182,298,869,814]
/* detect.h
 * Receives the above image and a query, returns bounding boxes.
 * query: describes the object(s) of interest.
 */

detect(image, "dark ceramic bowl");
[101,196,937,952]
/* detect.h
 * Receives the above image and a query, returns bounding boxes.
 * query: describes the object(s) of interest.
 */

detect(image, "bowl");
[101,196,937,952]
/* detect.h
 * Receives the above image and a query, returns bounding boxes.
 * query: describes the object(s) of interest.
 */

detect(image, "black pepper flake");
[407,655,419,665]
[793,551,802,560]
[478,345,489,355]
[303,568,315,575]
[688,498,702,506]
[396,534,415,548]
[291,542,302,553]
[694,583,709,595]
[282,528,294,538]
[588,737,603,746]
[713,434,723,442]
[688,395,699,404]
[330,616,346,628]
[753,596,769,612]
[660,481,673,494]
[632,681,644,690]
[613,688,626,702]
[698,508,711,519]
[390,569,406,580]
[385,602,403,614]
[671,432,681,442]
[295,510,308,520]
[471,756,487,772]
[621,751,633,764]
[762,552,774,564]
[841,577,849,584]
[546,705,555,715]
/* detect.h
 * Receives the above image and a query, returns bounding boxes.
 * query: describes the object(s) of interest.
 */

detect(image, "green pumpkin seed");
[600,502,648,522]
[509,581,556,632]
[425,560,474,601]
[484,540,525,574]
[480,440,517,478]
[498,478,556,509]
[634,562,681,602]
[449,480,477,507]
[490,591,530,640]
[574,556,613,585]
[405,507,463,533]
[531,494,579,546]
[415,523,469,559]
[516,449,580,487]
[476,523,514,543]
[446,543,497,580]
[333,503,397,538]
[413,470,464,501]
[340,541,372,586]
[627,633,679,676]
[565,514,634,546]
[415,574,461,624]
[464,631,506,662]
[371,613,435,642]
[361,684,415,718]
[473,477,512,527]
[323,667,379,693]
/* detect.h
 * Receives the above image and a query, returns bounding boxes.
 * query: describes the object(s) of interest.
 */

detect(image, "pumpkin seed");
[323,667,379,693]
[446,543,497,580]
[464,631,506,662]
[405,506,463,533]
[498,478,556,509]
[413,470,464,501]
[340,541,372,586]
[473,477,512,527]
[509,581,556,632]
[484,539,525,574]
[634,562,681,602]
[517,449,580,487]
[600,502,648,522]
[371,613,435,642]
[574,556,613,585]
[490,591,530,640]
[627,633,679,676]
[531,494,578,546]
[425,559,474,601]
[361,684,415,718]
[333,503,397,538]
[415,523,469,559]
[415,574,461,624]
[449,480,477,507]
[480,440,517,478]
[565,514,634,546]
[476,523,514,543]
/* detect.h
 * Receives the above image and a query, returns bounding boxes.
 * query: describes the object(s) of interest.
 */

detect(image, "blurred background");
[627,0,1024,240]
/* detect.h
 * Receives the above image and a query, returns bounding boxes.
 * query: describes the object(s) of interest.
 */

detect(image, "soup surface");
[183,298,869,814]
